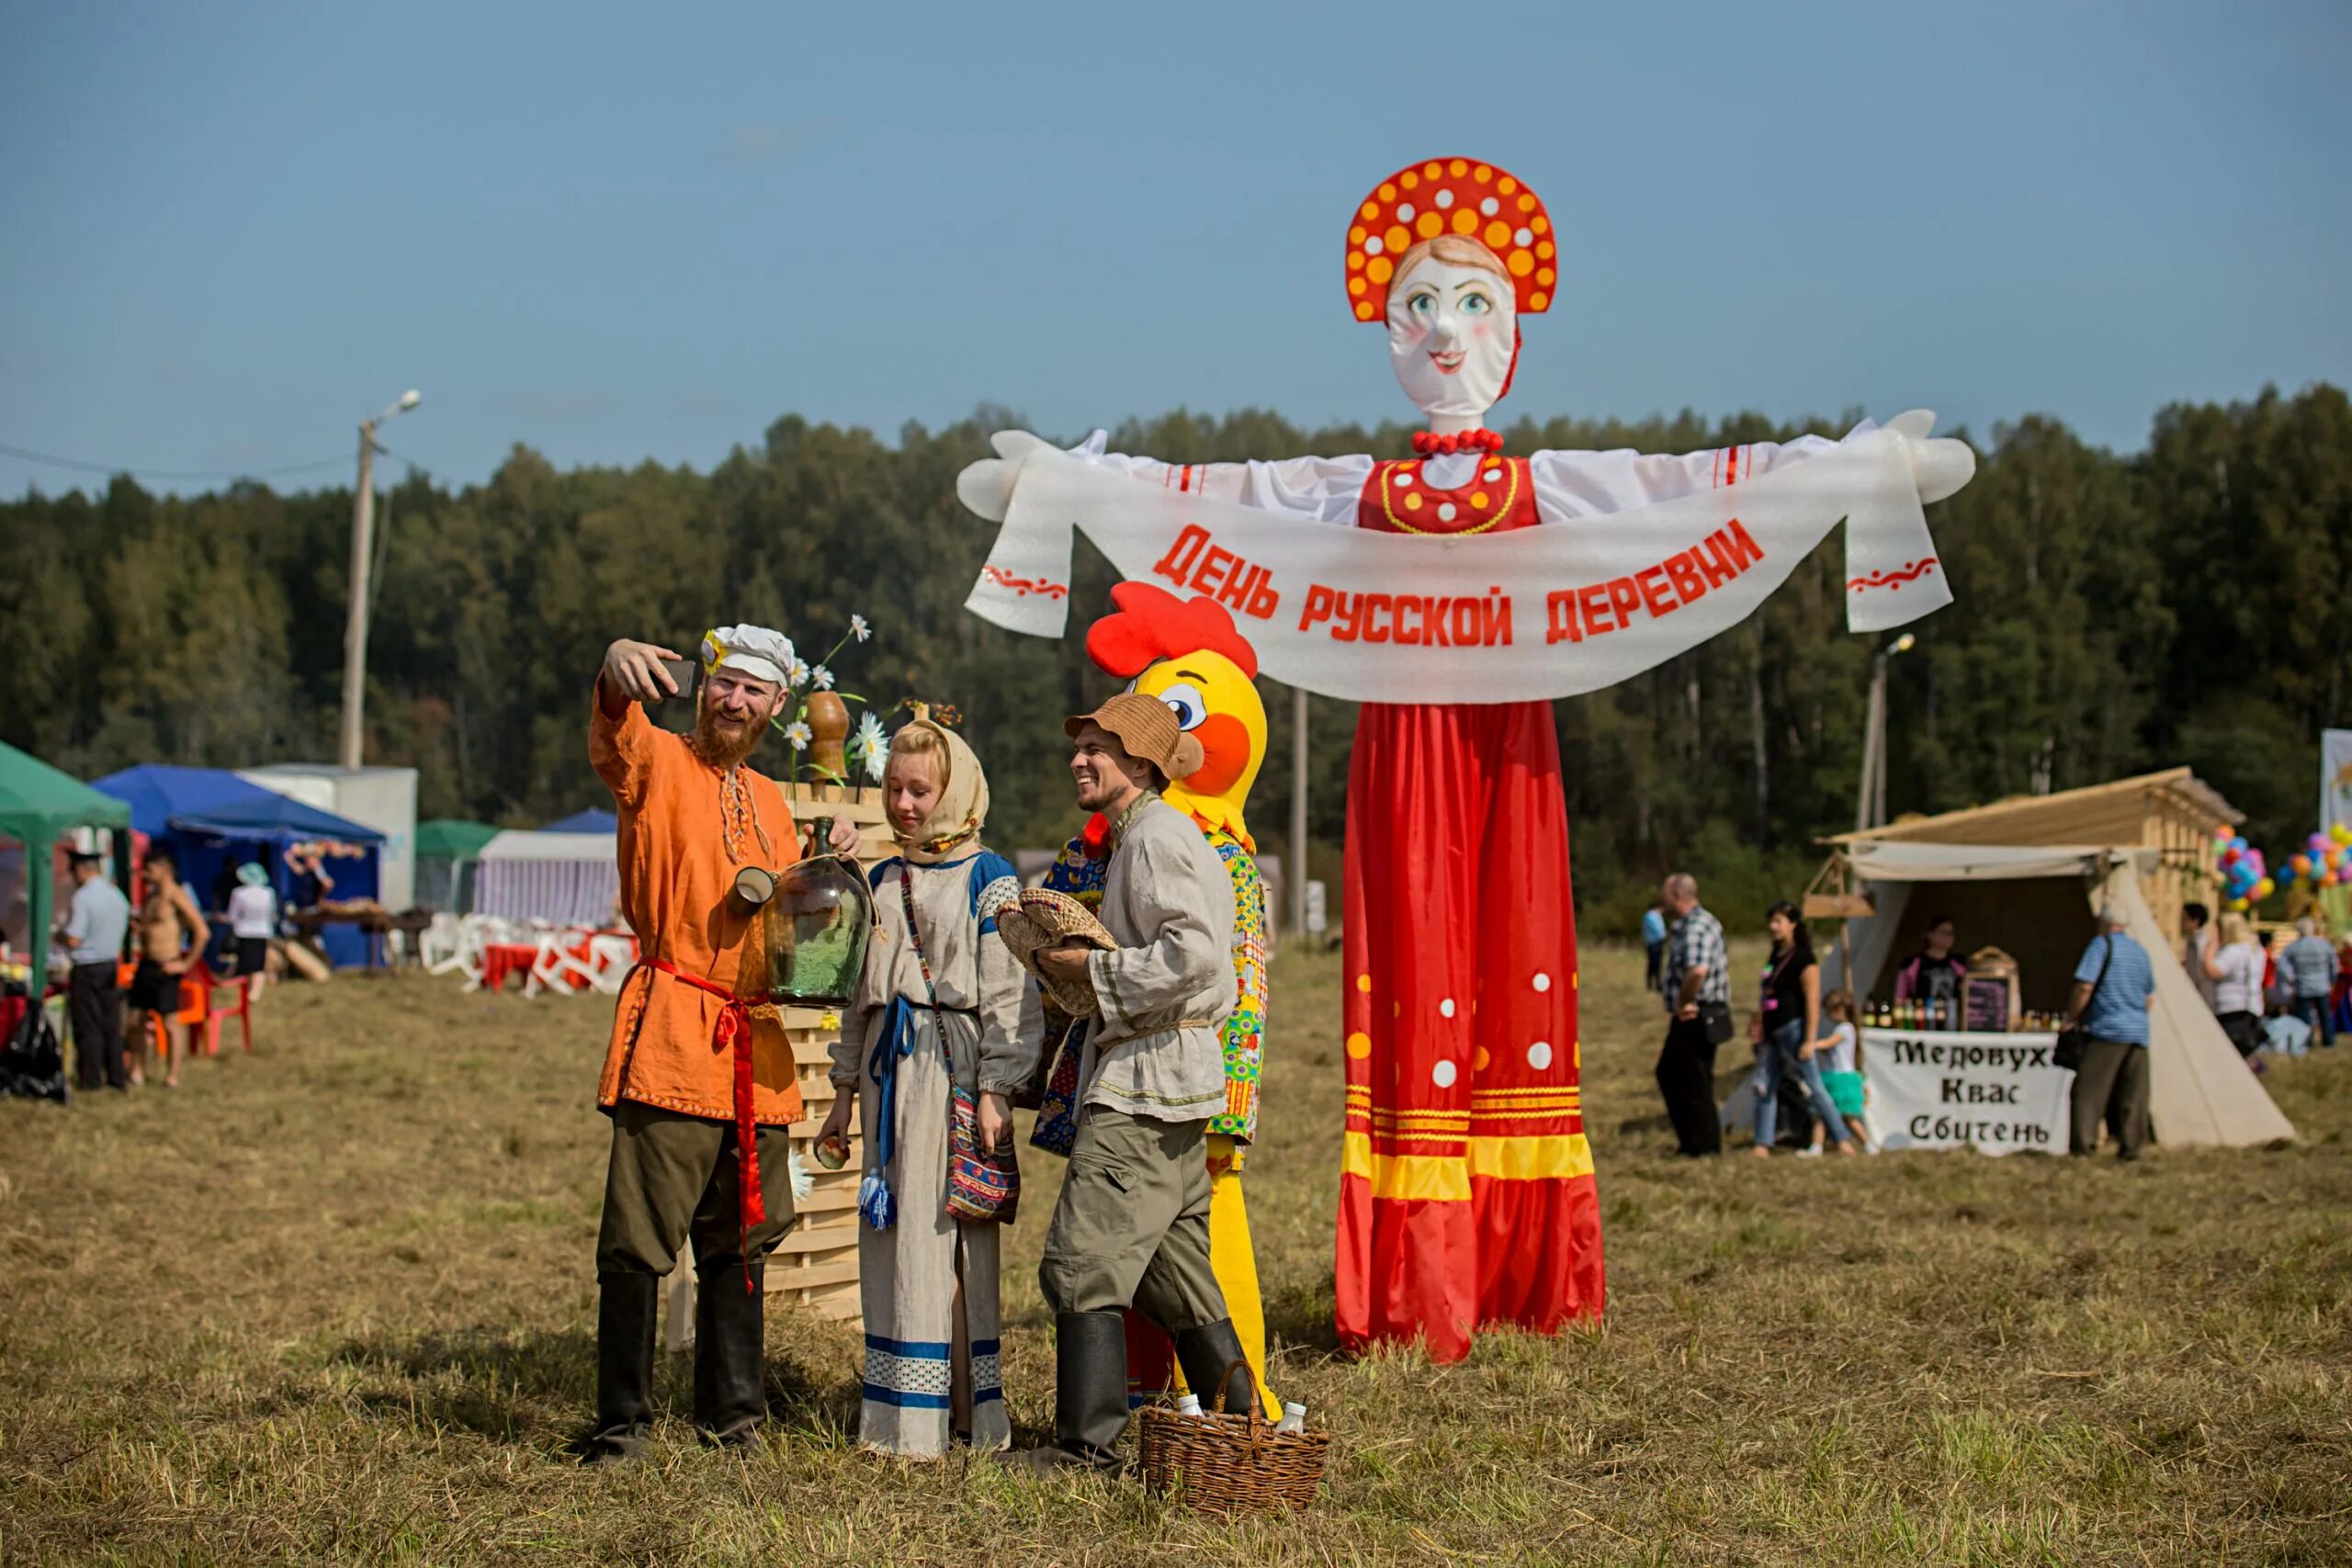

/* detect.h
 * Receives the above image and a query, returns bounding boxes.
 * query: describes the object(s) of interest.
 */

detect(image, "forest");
[3,382,2345,933]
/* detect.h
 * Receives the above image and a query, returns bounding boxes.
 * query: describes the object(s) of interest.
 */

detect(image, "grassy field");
[2,940,2347,1566]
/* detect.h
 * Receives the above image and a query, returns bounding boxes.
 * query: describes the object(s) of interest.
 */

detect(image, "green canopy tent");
[414,819,500,861]
[413,818,500,914]
[0,741,131,987]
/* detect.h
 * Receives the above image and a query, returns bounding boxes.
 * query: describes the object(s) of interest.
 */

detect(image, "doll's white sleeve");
[1074,433,1374,525]
[1527,425,1860,524]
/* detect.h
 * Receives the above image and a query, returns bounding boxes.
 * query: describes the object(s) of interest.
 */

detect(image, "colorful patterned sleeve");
[1206,835,1267,1146]
[1028,834,1108,1157]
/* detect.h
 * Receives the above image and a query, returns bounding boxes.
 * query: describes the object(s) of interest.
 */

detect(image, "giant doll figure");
[960,157,1971,1362]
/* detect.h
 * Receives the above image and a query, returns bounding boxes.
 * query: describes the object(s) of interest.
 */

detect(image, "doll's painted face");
[1386,254,1516,422]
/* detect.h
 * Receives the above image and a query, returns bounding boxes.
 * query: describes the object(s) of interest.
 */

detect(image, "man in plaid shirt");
[1656,874,1731,1156]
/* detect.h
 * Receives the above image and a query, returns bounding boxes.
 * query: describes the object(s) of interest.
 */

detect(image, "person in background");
[130,846,208,1089]
[1815,990,1872,1150]
[225,862,277,999]
[2064,903,2157,1159]
[58,851,130,1093]
[1749,902,1854,1158]
[2279,917,2337,1049]
[1893,914,1968,1016]
[1642,893,1669,995]
[2179,902,2217,1014]
[2201,911,2267,1066]
[1655,873,1729,1158]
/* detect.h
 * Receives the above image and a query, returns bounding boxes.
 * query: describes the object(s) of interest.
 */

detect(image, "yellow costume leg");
[1167,1136,1280,1414]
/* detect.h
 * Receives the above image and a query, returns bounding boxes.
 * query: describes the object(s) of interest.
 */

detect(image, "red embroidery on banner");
[981,565,1069,600]
[1847,558,1940,592]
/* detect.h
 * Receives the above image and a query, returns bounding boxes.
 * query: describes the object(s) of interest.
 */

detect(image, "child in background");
[1816,990,1873,1152]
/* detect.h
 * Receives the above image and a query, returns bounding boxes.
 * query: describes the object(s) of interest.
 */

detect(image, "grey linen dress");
[832,851,1032,1457]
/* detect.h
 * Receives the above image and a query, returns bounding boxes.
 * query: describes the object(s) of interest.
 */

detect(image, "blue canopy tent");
[90,766,386,969]
[545,807,618,834]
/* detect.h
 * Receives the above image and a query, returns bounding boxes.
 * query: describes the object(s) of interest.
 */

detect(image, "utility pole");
[1853,633,1915,833]
[1291,686,1309,943]
[338,390,422,769]
[339,423,377,768]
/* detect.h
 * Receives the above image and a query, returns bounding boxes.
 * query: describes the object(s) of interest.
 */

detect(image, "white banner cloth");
[2323,728,2352,832]
[1861,1028,2073,1156]
[964,428,1951,704]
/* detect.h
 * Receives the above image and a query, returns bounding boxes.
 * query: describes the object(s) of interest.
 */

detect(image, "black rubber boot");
[582,1270,659,1465]
[693,1260,767,1449]
[1009,1311,1129,1474]
[1172,1318,1259,1418]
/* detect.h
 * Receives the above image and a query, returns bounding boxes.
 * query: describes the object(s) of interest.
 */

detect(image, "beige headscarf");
[891,713,991,865]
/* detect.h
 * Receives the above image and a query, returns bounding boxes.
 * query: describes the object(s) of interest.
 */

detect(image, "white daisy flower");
[849,615,871,642]
[812,665,834,691]
[787,659,811,689]
[850,712,888,782]
[783,721,812,750]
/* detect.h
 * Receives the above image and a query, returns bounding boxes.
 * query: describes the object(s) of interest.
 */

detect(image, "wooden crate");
[772,1004,865,1319]
[774,784,889,1324]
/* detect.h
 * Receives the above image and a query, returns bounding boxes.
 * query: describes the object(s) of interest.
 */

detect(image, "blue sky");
[3,1,2346,496]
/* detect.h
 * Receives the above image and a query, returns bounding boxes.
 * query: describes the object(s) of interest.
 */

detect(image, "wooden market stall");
[1822,766,2241,937]
[1800,765,2295,1151]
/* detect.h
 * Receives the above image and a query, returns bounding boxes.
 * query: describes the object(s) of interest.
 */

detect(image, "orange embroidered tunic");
[591,690,804,1127]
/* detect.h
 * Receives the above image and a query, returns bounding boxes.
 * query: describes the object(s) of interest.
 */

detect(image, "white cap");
[701,624,797,687]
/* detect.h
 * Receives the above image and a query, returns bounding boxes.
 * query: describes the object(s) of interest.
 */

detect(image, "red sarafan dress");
[1338,451,1602,1362]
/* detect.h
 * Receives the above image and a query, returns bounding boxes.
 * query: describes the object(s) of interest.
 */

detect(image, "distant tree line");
[3,383,2345,931]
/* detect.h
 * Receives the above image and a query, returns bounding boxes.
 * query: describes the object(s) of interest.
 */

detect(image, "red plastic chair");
[204,973,254,1055]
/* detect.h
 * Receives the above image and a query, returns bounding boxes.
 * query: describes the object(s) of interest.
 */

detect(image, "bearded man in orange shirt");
[584,626,859,1464]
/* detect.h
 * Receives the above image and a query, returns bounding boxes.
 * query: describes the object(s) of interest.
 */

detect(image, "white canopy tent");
[1820,840,2294,1148]
[471,828,620,928]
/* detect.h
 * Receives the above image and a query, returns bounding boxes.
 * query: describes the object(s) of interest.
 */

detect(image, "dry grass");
[2,940,2347,1566]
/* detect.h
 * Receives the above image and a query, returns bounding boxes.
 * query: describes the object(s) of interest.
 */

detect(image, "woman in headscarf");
[818,714,1033,1458]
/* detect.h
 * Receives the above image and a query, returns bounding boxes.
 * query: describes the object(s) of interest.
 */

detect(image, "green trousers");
[1039,1105,1227,1332]
[594,1100,799,1275]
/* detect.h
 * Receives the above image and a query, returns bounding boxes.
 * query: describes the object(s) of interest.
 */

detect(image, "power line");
[0,438,349,482]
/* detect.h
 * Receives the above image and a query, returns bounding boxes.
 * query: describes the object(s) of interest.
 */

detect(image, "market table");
[477,942,541,994]
[1859,1027,2071,1156]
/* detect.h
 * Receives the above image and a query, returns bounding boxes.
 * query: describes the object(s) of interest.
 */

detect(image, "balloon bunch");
[2212,824,2273,912]
[2284,822,2352,890]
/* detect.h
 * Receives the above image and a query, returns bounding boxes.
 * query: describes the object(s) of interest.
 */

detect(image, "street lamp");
[339,389,424,769]
[1854,632,1917,834]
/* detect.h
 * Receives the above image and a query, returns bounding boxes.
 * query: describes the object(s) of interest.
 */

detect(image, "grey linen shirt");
[1079,792,1237,1123]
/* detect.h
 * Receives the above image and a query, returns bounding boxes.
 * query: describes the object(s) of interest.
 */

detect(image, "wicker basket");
[1135,1363,1330,1517]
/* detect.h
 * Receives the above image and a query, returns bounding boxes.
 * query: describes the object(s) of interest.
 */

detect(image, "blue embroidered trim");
[862,1385,954,1409]
[864,1335,952,1358]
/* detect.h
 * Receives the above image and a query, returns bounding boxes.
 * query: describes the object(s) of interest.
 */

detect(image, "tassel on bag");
[858,1169,896,1231]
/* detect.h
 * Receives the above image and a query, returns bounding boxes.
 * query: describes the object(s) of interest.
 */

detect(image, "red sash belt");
[644,958,764,1290]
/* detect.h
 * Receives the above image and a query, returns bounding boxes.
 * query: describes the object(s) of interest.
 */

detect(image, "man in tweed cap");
[1016,693,1251,1472]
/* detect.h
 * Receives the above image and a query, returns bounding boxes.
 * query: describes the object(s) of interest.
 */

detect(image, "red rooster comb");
[1084,581,1260,681]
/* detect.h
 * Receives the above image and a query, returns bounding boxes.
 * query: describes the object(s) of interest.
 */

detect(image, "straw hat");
[994,887,1118,1016]
[1066,692,1204,783]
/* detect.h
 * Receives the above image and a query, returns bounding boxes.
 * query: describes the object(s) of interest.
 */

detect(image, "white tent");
[472,829,619,928]
[1821,840,2294,1148]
